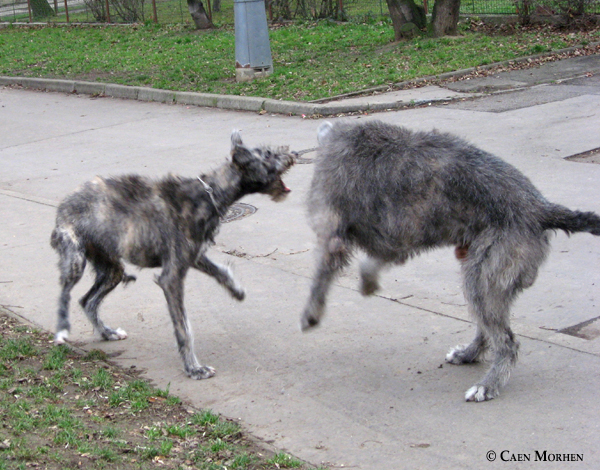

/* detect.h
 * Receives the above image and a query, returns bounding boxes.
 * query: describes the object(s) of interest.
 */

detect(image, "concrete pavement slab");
[2,65,600,469]
[445,53,600,93]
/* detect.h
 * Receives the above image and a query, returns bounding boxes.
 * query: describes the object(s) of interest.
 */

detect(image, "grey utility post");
[233,0,273,82]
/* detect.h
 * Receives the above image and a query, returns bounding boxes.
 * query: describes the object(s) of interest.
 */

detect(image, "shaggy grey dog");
[301,119,600,401]
[51,131,295,380]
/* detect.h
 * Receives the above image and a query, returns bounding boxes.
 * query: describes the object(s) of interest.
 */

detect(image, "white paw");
[103,328,128,341]
[55,329,69,345]
[445,346,464,364]
[114,328,128,340]
[465,385,496,402]
[188,365,216,380]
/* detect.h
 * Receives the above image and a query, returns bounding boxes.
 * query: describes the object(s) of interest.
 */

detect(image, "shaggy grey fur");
[301,119,600,401]
[51,131,295,380]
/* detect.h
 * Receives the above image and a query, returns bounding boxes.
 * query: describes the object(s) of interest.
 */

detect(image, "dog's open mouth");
[271,174,292,201]
[270,152,296,201]
[273,178,291,201]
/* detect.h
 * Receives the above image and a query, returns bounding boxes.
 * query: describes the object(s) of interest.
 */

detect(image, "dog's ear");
[230,131,256,169]
[231,130,243,150]
[231,130,255,168]
[317,122,333,145]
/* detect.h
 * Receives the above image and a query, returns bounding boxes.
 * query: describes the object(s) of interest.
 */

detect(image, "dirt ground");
[0,310,310,470]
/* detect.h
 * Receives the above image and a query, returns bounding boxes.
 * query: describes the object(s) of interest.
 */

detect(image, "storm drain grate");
[564,147,600,164]
[221,203,257,223]
[556,316,600,340]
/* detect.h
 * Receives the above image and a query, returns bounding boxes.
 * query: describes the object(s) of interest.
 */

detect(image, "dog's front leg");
[193,254,245,301]
[301,235,351,330]
[156,266,215,380]
[359,257,387,296]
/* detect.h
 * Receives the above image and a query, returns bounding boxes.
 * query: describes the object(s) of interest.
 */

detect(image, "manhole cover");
[296,147,317,164]
[565,147,600,164]
[557,316,600,340]
[221,203,257,223]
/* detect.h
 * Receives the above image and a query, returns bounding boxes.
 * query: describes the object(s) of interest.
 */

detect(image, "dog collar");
[197,176,224,218]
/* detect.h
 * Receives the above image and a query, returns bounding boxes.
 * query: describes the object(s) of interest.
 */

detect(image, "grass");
[1,19,599,102]
[0,311,323,469]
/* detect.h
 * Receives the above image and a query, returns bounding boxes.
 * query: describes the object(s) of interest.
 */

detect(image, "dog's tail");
[542,204,600,236]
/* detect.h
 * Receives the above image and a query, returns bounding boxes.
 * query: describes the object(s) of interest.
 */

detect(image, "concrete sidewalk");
[1,55,600,469]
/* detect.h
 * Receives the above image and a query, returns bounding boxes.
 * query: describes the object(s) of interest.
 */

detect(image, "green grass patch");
[0,313,314,469]
[42,344,70,370]
[267,452,305,468]
[0,337,39,360]
[1,21,598,101]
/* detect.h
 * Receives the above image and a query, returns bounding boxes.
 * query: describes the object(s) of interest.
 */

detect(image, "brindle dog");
[51,131,295,379]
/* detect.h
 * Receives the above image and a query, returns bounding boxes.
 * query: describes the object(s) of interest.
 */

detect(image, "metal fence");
[1,0,598,23]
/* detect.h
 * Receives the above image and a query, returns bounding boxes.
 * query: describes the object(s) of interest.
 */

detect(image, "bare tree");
[385,0,426,40]
[84,0,107,21]
[386,0,463,40]
[431,0,461,36]
[111,0,145,22]
[30,0,55,19]
[188,0,212,29]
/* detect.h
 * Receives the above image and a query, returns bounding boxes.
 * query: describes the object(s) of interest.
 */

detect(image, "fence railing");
[1,0,598,24]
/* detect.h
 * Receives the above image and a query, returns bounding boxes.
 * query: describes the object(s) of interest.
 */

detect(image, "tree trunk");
[431,0,461,37]
[212,0,221,13]
[187,0,212,29]
[30,0,55,19]
[385,0,426,41]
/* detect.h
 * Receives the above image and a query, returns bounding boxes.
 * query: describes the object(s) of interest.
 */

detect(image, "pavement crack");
[0,189,58,208]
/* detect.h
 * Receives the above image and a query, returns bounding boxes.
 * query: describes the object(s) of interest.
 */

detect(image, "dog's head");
[231,130,296,202]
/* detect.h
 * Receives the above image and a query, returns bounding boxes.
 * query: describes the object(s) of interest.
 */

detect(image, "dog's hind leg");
[453,237,548,401]
[79,259,128,341]
[446,326,488,365]
[157,264,215,380]
[463,317,519,402]
[193,254,245,301]
[457,236,548,401]
[52,229,86,344]
[458,274,519,401]
[301,233,352,330]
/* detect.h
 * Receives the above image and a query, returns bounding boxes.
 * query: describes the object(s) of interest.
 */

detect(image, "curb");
[0,75,464,117]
